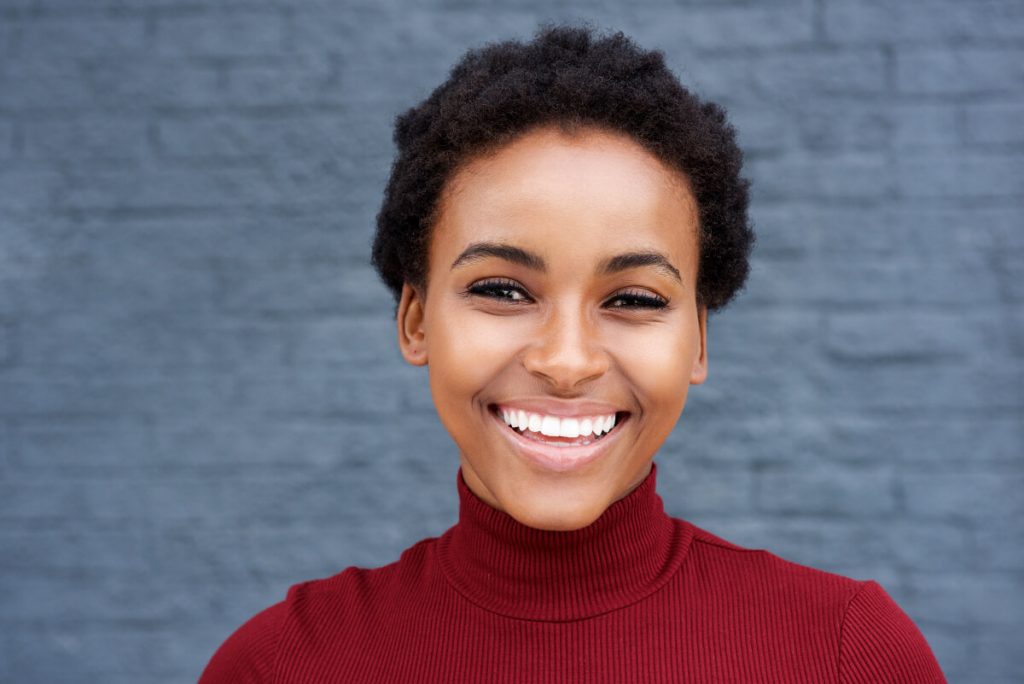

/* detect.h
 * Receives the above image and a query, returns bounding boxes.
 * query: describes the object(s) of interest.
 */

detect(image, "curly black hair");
[371,21,755,316]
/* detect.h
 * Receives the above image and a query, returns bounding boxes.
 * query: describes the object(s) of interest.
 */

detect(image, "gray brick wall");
[1,1,1021,682]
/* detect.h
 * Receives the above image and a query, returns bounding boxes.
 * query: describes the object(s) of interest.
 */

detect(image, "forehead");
[429,125,701,277]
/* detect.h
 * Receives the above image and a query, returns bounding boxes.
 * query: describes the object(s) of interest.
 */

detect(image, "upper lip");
[491,397,628,418]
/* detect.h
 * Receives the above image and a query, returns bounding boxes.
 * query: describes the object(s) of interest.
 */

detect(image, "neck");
[435,461,691,621]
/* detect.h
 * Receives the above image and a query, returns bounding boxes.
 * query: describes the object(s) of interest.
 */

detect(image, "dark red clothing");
[198,461,947,683]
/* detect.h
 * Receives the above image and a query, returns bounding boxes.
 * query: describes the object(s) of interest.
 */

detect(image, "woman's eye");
[605,290,668,310]
[466,279,532,303]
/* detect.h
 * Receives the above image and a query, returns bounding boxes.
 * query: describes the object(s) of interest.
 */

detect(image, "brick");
[151,411,447,469]
[798,102,959,151]
[219,259,394,315]
[902,472,1024,520]
[705,306,818,367]
[0,58,95,111]
[0,374,236,417]
[223,54,345,108]
[996,249,1024,302]
[156,10,286,57]
[27,255,220,315]
[673,363,802,417]
[823,310,999,362]
[738,202,818,255]
[658,462,755,514]
[0,120,14,158]
[977,633,1024,678]
[155,112,388,161]
[756,464,896,515]
[824,415,1023,466]
[23,117,147,160]
[964,103,1024,145]
[749,152,892,201]
[58,159,369,211]
[814,205,1024,254]
[917,628,974,682]
[0,167,62,210]
[896,47,1024,95]
[87,58,222,110]
[13,415,154,471]
[973,519,1024,571]
[894,153,1024,198]
[903,572,1024,628]
[17,16,146,57]
[0,524,152,574]
[822,362,1023,413]
[0,320,11,366]
[725,104,799,157]
[694,49,887,102]
[0,477,149,521]
[1,570,173,622]
[823,0,1024,43]
[291,8,539,63]
[229,366,415,417]
[706,518,973,573]
[618,2,816,51]
[142,469,397,524]
[289,314,411,367]
[17,312,291,372]
[744,251,1005,307]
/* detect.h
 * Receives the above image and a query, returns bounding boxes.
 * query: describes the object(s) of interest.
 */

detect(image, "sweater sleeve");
[838,580,948,683]
[197,600,287,684]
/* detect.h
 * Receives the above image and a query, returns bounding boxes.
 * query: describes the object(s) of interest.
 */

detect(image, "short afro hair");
[371,21,755,315]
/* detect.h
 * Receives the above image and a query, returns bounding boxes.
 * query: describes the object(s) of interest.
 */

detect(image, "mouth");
[487,403,632,473]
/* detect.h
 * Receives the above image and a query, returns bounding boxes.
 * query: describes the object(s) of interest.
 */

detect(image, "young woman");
[199,22,948,683]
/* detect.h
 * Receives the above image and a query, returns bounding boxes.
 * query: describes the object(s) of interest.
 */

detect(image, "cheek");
[606,322,695,410]
[426,305,524,410]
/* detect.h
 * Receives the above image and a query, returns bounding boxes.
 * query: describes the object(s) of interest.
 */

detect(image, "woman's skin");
[396,124,708,532]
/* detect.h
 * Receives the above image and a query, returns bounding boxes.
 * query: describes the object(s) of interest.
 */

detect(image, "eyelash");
[463,278,669,310]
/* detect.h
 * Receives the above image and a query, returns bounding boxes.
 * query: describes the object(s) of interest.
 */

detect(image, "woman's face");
[396,124,707,531]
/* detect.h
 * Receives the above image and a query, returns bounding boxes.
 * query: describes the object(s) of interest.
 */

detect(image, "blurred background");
[1,0,1022,682]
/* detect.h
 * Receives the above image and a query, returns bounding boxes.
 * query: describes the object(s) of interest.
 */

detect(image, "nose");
[521,302,610,392]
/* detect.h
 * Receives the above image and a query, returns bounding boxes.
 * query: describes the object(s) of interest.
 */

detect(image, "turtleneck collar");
[435,461,693,622]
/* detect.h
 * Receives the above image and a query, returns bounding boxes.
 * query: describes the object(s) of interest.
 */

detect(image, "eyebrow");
[450,241,682,284]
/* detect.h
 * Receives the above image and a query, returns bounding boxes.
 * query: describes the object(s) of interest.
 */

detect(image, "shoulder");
[685,520,863,601]
[196,536,438,682]
[682,520,947,682]
[197,599,287,684]
[839,580,948,683]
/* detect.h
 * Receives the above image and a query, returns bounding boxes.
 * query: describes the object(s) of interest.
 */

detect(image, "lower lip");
[490,408,629,473]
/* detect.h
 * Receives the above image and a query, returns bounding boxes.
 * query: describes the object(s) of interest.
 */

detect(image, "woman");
[199,22,948,683]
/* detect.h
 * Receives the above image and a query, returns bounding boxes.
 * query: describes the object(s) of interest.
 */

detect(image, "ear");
[690,304,708,385]
[396,282,428,366]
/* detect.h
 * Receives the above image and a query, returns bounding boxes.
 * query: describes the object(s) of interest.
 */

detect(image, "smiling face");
[395,124,707,531]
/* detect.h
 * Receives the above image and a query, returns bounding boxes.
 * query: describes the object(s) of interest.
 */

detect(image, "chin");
[504,495,605,532]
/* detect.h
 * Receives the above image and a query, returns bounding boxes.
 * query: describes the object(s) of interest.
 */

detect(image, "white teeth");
[540,415,560,437]
[498,408,621,440]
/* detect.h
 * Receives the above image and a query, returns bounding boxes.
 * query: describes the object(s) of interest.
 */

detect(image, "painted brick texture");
[0,1,1021,682]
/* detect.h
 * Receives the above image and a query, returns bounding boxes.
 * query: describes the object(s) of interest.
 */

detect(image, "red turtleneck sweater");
[198,462,947,683]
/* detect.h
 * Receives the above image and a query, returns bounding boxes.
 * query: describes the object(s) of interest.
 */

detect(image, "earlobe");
[690,305,708,385]
[396,283,428,366]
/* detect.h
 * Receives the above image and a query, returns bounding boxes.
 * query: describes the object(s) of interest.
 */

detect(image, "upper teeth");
[498,408,618,438]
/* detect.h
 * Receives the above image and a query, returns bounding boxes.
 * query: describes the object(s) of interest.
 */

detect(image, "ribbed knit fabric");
[198,461,948,683]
